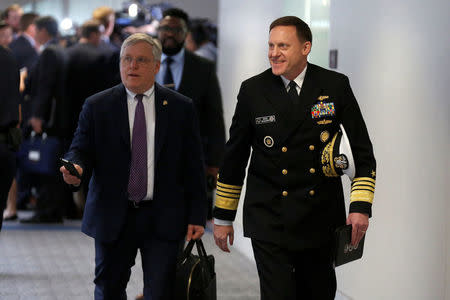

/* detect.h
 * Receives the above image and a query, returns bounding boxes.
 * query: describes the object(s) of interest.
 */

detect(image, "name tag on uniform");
[255,115,276,125]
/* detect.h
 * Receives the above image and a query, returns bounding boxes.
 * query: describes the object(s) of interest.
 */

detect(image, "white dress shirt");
[125,86,156,201]
[280,64,308,95]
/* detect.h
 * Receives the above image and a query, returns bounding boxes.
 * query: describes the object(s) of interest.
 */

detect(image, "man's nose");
[269,47,280,58]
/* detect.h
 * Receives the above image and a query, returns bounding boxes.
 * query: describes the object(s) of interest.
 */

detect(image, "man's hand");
[60,164,83,186]
[29,117,43,134]
[186,224,205,241]
[347,212,369,246]
[214,224,234,252]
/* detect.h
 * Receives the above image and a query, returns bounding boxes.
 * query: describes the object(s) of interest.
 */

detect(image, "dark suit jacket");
[65,83,207,243]
[0,47,20,130]
[29,40,68,137]
[9,35,38,70]
[214,63,376,250]
[65,42,110,138]
[177,51,225,167]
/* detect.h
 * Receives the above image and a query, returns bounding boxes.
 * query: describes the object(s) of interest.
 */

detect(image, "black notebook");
[334,224,365,267]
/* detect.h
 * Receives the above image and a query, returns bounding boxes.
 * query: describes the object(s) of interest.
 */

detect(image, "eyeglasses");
[120,56,152,66]
[158,26,185,34]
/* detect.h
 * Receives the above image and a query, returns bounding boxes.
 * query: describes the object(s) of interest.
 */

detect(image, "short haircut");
[162,8,190,29]
[2,4,22,19]
[20,12,38,32]
[80,20,101,38]
[270,16,312,44]
[35,16,58,37]
[92,6,114,28]
[120,33,162,62]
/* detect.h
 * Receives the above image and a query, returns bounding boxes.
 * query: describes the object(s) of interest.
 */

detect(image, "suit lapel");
[154,83,169,163]
[262,73,292,131]
[177,51,193,94]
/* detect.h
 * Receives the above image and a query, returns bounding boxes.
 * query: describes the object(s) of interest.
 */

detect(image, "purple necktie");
[128,94,147,202]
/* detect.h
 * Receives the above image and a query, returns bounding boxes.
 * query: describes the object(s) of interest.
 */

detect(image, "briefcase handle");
[181,239,208,260]
[180,239,214,274]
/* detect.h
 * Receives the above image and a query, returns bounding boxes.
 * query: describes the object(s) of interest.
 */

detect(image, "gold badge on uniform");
[317,119,332,125]
[264,136,274,148]
[163,100,168,106]
[320,131,330,143]
[318,95,329,101]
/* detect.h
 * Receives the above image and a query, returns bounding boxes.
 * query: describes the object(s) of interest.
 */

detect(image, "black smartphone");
[59,158,81,179]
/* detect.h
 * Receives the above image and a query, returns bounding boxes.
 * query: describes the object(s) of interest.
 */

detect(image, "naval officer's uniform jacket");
[213,63,376,250]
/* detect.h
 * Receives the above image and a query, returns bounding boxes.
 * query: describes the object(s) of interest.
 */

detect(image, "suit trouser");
[0,142,16,231]
[252,239,336,300]
[93,203,180,300]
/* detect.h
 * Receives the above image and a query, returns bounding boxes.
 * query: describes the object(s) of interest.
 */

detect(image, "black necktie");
[288,81,299,105]
[163,57,174,89]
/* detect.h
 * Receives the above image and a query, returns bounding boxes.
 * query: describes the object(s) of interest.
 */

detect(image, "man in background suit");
[20,16,68,223]
[61,33,207,300]
[65,20,109,138]
[213,16,376,299]
[0,46,20,231]
[156,8,225,219]
[9,12,39,71]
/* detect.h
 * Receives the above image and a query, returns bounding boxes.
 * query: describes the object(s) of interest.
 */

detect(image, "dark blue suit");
[65,82,207,299]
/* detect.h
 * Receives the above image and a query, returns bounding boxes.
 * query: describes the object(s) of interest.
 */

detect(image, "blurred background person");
[156,7,225,221]
[20,16,68,223]
[0,44,20,231]
[1,4,23,40]
[64,19,111,218]
[92,6,121,87]
[0,21,13,47]
[9,12,39,71]
[185,18,217,62]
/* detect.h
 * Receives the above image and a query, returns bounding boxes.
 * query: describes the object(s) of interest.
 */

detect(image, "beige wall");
[330,0,450,299]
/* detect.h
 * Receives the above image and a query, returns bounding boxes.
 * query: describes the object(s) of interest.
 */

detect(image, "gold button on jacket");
[282,191,288,197]
[282,169,288,175]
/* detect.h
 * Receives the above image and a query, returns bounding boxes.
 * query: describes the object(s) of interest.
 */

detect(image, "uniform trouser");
[0,143,16,232]
[93,203,180,300]
[252,239,336,300]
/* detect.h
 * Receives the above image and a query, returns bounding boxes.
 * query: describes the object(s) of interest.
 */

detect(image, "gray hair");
[120,33,162,62]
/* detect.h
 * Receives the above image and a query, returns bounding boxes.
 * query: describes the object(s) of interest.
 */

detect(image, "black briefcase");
[334,224,366,267]
[175,239,216,300]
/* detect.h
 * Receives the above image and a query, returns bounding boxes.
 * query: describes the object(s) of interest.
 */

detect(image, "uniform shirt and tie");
[155,48,185,90]
[125,87,155,202]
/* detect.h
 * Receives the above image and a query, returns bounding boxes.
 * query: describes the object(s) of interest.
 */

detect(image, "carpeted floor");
[0,215,260,300]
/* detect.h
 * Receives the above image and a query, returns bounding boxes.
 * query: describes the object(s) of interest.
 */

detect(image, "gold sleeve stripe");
[216,191,241,199]
[350,190,374,204]
[352,186,375,193]
[353,177,376,184]
[217,186,242,194]
[215,195,239,210]
[352,181,375,188]
[352,183,375,189]
[217,181,242,190]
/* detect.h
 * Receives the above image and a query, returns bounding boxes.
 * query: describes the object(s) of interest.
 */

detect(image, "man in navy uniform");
[213,16,376,299]
[61,33,206,300]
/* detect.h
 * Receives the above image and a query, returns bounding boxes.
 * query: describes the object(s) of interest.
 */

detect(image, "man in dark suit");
[65,20,109,138]
[9,12,39,71]
[61,33,207,300]
[20,16,68,223]
[0,46,20,231]
[156,8,225,219]
[213,16,376,299]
